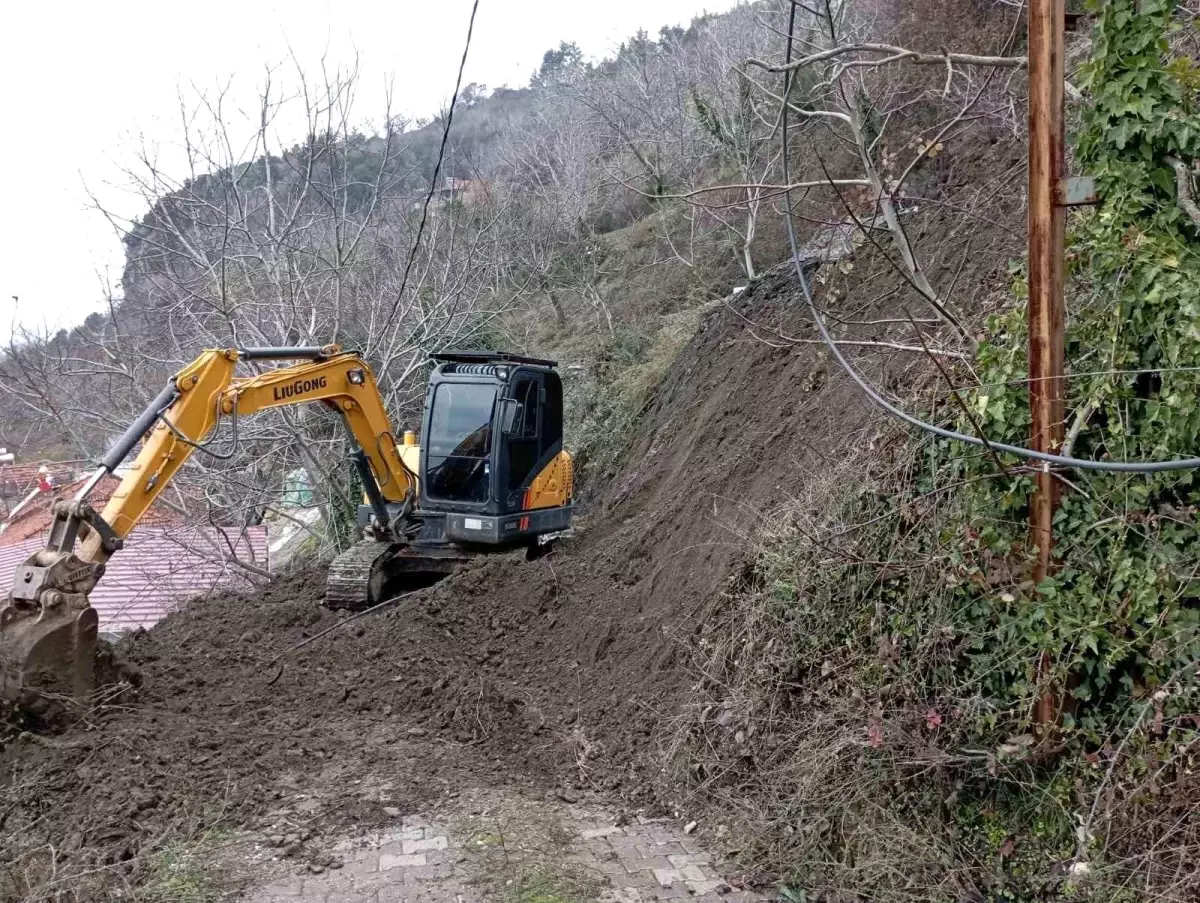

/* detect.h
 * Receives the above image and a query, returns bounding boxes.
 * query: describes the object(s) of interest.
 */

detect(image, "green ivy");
[717,5,1200,897]
[945,0,1200,740]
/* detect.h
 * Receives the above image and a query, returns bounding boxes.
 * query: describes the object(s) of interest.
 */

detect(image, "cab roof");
[431,350,558,369]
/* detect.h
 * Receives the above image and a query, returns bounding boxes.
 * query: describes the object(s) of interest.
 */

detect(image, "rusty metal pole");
[1027,0,1067,728]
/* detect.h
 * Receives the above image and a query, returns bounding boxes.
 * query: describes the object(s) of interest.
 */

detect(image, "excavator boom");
[1,345,418,709]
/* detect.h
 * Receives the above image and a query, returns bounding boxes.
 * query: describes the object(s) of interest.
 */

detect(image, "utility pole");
[1027,0,1067,728]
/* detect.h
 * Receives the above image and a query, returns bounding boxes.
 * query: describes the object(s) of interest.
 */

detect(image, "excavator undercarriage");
[1,347,573,712]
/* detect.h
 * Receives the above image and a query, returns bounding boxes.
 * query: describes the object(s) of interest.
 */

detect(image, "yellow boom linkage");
[94,346,415,545]
[0,345,415,708]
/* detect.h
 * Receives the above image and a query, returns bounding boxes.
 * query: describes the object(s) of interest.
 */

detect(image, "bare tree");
[4,60,524,555]
[737,0,1025,339]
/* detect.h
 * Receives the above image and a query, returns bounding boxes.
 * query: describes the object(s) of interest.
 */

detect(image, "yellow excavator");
[0,346,573,708]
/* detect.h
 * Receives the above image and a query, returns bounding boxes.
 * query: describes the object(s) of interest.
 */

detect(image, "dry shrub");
[666,435,990,900]
[568,306,712,493]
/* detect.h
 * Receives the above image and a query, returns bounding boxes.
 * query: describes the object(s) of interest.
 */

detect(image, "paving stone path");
[245,791,768,903]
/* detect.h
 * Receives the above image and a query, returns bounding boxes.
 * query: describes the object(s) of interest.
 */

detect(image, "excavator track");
[324,539,472,611]
[325,541,394,610]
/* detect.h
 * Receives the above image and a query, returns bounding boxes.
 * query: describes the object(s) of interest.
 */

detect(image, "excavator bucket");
[0,550,103,713]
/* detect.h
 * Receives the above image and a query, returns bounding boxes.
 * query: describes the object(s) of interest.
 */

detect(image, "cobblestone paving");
[245,794,768,903]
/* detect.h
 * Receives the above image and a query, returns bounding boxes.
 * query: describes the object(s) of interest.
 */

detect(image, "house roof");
[0,461,85,496]
[0,525,270,633]
[0,473,187,546]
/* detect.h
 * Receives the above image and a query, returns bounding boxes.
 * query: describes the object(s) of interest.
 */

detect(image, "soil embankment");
[3,241,1010,889]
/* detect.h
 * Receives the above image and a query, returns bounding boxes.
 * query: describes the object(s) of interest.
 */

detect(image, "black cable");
[778,9,1200,474]
[380,0,482,337]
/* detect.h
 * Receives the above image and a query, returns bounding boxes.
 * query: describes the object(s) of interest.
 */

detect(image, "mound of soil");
[1,174,1021,888]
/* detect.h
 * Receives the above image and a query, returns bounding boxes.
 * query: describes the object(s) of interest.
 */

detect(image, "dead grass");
[666,418,1200,902]
[663,437,990,900]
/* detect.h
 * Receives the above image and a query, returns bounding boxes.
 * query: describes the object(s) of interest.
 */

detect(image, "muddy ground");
[0,158,1023,896]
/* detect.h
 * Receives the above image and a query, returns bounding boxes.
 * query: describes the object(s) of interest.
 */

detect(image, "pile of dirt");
[0,274,871,888]
[1,159,1022,889]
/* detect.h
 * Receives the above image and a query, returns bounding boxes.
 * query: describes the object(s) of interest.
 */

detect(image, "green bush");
[680,5,1200,899]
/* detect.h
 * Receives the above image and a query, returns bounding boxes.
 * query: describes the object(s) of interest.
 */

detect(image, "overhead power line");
[778,4,1200,474]
[381,0,482,337]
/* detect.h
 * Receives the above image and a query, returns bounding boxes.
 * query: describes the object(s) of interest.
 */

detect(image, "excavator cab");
[416,352,573,544]
[349,352,573,548]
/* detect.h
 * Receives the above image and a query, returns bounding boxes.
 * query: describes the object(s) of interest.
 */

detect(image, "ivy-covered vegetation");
[682,3,1200,900]
[960,0,1200,737]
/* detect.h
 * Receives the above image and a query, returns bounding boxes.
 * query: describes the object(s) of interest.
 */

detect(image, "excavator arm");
[1,345,415,708]
[83,345,416,556]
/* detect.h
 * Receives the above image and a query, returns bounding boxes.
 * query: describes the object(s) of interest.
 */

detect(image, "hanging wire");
[778,3,1200,474]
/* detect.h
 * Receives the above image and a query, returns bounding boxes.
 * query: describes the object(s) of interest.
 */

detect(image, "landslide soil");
[0,158,1021,891]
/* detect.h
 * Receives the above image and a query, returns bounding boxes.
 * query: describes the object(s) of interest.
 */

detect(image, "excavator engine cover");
[0,551,103,711]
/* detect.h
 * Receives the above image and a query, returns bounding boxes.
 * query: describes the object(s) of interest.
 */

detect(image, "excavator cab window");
[425,382,497,504]
[421,357,568,516]
[506,376,543,494]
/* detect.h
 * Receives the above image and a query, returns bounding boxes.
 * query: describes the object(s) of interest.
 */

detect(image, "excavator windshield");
[425,382,497,503]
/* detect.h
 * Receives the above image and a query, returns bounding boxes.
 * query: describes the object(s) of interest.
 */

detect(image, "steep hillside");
[22,1,1200,902]
[0,156,1028,887]
[0,261,866,883]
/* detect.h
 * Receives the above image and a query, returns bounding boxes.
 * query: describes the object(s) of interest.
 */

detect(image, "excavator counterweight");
[1,346,572,713]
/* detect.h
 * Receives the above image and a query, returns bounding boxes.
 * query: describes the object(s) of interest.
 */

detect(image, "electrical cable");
[778,5,1200,474]
[379,0,482,337]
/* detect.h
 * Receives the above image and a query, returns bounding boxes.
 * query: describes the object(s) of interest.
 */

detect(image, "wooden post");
[1027,0,1067,727]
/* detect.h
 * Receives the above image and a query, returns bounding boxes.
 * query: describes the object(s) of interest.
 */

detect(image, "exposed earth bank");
[1,265,930,896]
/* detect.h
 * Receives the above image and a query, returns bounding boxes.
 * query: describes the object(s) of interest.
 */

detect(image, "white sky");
[0,0,738,338]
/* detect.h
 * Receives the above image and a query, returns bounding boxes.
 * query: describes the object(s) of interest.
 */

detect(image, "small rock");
[555,789,581,804]
[684,821,699,835]
[307,862,325,875]
[407,727,428,736]
[383,806,402,817]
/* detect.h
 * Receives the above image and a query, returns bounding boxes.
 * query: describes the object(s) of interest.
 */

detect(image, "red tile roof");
[0,526,270,633]
[0,461,85,503]
[0,474,186,546]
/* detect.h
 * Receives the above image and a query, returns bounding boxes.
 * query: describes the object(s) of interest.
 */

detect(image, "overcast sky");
[0,0,738,338]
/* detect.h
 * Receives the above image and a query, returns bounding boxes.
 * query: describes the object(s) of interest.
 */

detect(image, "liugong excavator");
[0,346,573,708]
